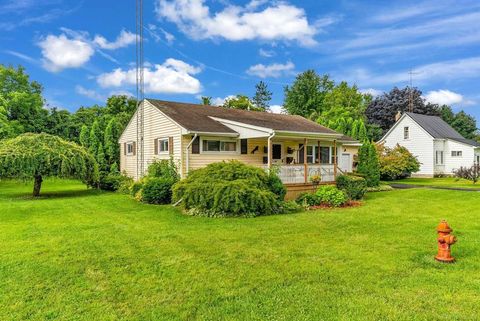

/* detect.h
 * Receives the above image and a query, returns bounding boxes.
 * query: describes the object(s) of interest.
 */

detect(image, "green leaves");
[0,133,98,185]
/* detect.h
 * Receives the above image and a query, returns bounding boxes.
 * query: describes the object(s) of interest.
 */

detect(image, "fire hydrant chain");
[435,220,457,263]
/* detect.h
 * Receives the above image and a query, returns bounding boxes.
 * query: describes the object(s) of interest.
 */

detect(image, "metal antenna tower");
[408,69,419,113]
[136,0,145,179]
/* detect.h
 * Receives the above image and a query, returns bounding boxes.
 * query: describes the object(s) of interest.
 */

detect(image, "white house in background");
[119,99,360,187]
[380,112,480,177]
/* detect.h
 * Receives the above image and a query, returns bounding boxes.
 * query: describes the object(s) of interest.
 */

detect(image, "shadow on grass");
[9,188,104,200]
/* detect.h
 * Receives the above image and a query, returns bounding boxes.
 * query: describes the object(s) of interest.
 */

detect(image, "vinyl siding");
[119,100,183,180]
[382,115,435,176]
[443,140,476,173]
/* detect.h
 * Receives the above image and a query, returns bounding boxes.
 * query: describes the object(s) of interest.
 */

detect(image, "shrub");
[98,172,133,191]
[296,192,320,207]
[454,164,480,184]
[147,158,180,181]
[376,143,420,180]
[173,161,285,217]
[267,171,287,201]
[315,185,347,207]
[141,177,175,204]
[336,174,367,200]
[130,181,143,197]
[279,200,303,214]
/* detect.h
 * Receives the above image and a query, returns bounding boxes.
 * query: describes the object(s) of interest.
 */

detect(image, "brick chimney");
[395,111,402,122]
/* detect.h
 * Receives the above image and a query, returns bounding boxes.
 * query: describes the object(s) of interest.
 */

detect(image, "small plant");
[310,174,321,185]
[315,185,347,207]
[147,158,180,181]
[376,143,420,180]
[336,174,367,200]
[296,192,320,207]
[454,164,480,184]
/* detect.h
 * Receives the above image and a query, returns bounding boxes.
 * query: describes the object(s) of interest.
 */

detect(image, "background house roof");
[405,112,480,147]
[147,99,341,136]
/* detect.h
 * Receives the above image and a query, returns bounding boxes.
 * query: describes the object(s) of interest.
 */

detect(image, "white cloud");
[75,85,104,101]
[211,95,235,106]
[259,48,275,57]
[246,61,295,78]
[93,30,136,50]
[269,104,284,114]
[156,0,318,46]
[340,56,480,87]
[38,34,94,72]
[424,90,464,106]
[97,58,202,94]
[360,88,383,97]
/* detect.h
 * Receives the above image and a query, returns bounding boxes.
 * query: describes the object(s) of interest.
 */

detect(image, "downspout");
[267,131,275,173]
[185,133,198,177]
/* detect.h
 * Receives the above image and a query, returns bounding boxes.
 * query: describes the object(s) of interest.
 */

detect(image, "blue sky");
[1,0,480,118]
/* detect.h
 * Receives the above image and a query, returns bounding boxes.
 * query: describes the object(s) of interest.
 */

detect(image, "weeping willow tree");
[0,133,99,196]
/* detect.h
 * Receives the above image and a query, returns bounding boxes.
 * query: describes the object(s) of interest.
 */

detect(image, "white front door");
[340,153,352,172]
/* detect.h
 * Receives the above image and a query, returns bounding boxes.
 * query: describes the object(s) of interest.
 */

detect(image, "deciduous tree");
[0,133,98,196]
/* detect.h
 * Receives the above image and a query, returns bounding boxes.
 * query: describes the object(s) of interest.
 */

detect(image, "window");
[272,144,282,159]
[126,142,135,156]
[451,151,462,157]
[320,147,330,164]
[435,151,444,165]
[240,139,248,154]
[157,138,169,153]
[404,126,409,139]
[202,140,237,152]
[306,146,321,164]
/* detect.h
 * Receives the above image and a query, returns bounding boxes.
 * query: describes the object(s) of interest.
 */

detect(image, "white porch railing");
[265,164,336,184]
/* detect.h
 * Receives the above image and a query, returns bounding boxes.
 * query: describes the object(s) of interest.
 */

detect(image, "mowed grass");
[1,179,479,321]
[393,177,480,189]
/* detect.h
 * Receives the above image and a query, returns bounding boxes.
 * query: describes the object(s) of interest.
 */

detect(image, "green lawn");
[1,179,479,321]
[392,177,480,189]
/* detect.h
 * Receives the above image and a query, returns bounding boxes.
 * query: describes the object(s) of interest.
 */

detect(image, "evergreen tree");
[104,117,121,167]
[79,125,89,148]
[96,142,106,172]
[357,141,380,187]
[89,120,102,156]
[252,81,272,111]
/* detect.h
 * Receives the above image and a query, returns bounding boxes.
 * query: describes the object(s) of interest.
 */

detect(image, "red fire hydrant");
[435,220,457,263]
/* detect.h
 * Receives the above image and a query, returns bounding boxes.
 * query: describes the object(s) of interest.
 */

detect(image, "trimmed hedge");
[141,177,175,204]
[173,161,286,217]
[336,174,367,200]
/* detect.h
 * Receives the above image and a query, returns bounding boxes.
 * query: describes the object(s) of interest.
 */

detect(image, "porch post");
[267,136,272,169]
[333,139,337,179]
[317,140,321,164]
[304,138,308,183]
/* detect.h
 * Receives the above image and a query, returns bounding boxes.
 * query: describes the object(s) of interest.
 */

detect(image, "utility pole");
[135,0,145,179]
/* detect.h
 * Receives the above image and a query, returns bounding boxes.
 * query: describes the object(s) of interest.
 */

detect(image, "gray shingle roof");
[147,99,341,136]
[405,112,480,147]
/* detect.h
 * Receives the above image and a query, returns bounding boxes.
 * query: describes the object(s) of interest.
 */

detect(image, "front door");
[340,153,352,172]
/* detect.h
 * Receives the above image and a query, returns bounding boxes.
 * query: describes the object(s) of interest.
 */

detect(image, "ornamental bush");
[147,158,180,181]
[141,177,175,204]
[315,185,347,207]
[173,161,285,217]
[296,192,320,207]
[376,143,420,180]
[336,174,367,200]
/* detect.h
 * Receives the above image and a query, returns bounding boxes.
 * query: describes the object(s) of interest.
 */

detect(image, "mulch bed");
[309,200,363,210]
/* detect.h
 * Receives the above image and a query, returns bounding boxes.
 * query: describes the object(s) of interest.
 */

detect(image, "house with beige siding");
[380,112,480,177]
[119,99,360,188]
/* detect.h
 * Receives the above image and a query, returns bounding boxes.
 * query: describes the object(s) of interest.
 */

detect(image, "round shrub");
[130,181,144,197]
[173,161,285,217]
[296,192,320,207]
[336,174,367,200]
[141,177,175,204]
[315,185,347,207]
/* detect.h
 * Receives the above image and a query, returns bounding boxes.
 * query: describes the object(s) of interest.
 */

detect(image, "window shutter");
[124,142,126,155]
[154,139,158,155]
[133,141,136,156]
[241,139,248,154]
[298,144,304,163]
[169,137,174,155]
[191,136,200,154]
